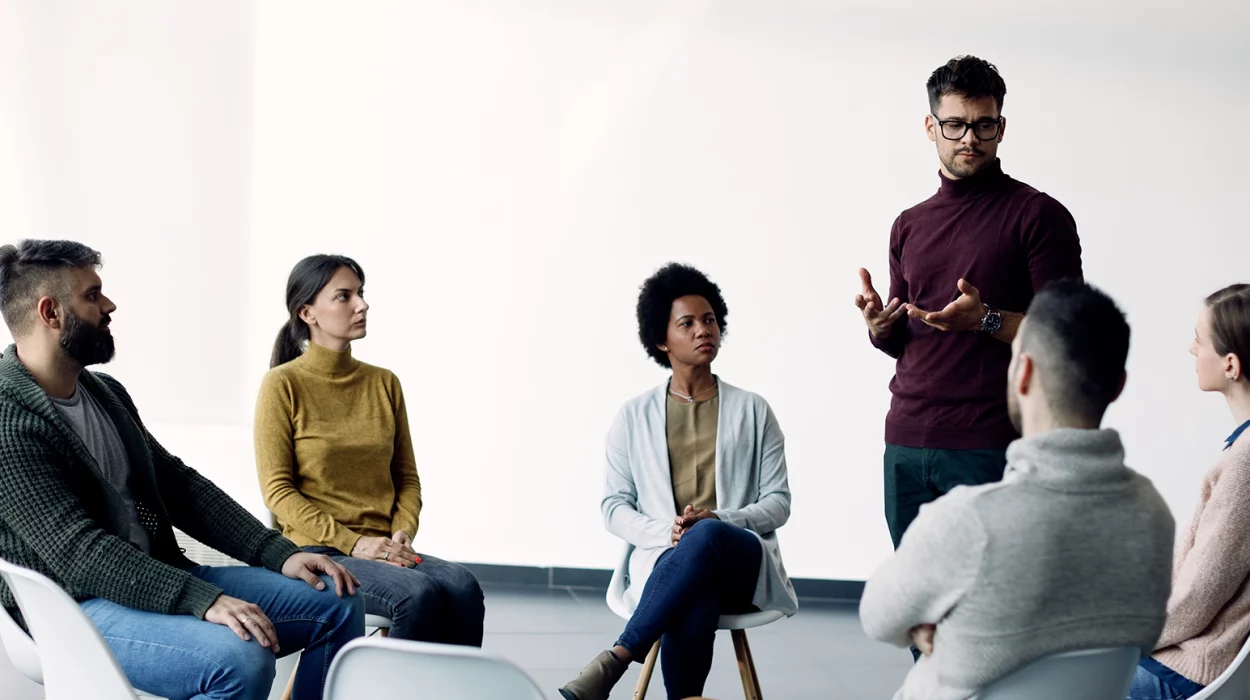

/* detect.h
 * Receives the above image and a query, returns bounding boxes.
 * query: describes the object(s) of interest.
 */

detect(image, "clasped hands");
[855,268,986,336]
[352,530,423,568]
[670,504,719,546]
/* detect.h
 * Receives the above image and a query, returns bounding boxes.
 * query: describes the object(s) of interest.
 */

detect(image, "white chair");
[0,557,169,699]
[971,646,1140,700]
[269,614,395,700]
[607,543,782,700]
[1189,634,1250,699]
[324,636,546,700]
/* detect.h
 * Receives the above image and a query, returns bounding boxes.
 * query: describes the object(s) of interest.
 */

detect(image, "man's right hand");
[206,594,280,653]
[855,268,906,339]
[351,536,420,568]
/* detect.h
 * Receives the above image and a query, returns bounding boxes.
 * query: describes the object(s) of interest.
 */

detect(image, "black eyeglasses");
[932,115,1003,141]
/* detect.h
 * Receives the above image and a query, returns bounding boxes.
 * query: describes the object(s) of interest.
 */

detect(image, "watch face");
[982,309,1002,334]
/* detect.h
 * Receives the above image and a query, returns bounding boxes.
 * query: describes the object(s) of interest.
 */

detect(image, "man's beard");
[941,148,991,178]
[1007,367,1023,434]
[60,309,115,366]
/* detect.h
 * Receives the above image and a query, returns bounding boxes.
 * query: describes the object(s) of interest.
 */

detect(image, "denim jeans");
[883,444,1007,548]
[1129,661,1203,699]
[302,546,485,646]
[615,519,763,700]
[81,564,364,700]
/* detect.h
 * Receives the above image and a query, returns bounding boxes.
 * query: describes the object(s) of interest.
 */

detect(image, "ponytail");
[269,318,309,368]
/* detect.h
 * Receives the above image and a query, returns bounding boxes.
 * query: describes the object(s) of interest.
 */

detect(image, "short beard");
[941,148,992,178]
[60,309,115,367]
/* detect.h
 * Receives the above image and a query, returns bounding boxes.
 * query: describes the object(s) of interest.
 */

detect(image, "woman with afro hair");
[560,263,797,700]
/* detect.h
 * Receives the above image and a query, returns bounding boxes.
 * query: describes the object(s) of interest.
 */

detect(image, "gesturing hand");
[907,278,984,333]
[855,268,906,339]
[281,552,360,597]
[351,536,421,568]
[206,594,280,653]
[910,623,936,656]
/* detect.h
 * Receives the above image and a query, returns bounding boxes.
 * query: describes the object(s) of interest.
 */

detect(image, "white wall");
[2,1,1249,595]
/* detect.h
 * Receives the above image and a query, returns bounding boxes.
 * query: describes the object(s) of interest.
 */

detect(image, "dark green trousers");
[883,443,1008,549]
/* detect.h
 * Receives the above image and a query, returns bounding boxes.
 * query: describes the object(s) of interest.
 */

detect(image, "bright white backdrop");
[1,0,1248,590]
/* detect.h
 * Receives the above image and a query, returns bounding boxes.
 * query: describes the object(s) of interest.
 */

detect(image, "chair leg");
[731,629,763,700]
[279,659,297,700]
[634,640,660,699]
[378,627,390,638]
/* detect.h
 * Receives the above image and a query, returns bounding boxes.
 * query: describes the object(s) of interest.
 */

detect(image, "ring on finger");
[382,551,390,561]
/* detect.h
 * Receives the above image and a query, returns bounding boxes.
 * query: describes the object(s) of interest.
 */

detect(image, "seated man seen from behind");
[860,279,1175,700]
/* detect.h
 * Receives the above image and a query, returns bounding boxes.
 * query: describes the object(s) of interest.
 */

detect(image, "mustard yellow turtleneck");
[254,342,421,555]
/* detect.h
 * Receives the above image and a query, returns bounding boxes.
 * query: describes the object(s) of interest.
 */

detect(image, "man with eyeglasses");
[855,56,1083,578]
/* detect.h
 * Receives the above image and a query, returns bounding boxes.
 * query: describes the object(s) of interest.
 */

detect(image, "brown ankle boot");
[558,650,628,700]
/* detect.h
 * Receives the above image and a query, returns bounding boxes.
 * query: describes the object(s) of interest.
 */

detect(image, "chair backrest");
[325,636,547,700]
[1188,633,1250,699]
[0,557,138,700]
[973,646,1140,700]
[0,587,43,684]
[605,542,632,620]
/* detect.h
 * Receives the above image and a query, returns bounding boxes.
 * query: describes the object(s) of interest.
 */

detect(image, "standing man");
[855,55,1083,550]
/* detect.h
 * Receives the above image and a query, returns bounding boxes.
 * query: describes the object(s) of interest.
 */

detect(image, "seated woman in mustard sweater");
[254,254,484,646]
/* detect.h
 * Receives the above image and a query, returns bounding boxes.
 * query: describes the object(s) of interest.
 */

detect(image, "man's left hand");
[281,552,360,597]
[910,623,936,656]
[907,279,984,333]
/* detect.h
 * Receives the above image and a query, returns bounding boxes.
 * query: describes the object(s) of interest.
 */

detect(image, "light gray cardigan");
[860,429,1175,700]
[601,380,798,616]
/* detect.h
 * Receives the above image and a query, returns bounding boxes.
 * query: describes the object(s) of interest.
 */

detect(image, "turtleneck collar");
[1004,428,1130,488]
[296,341,359,376]
[937,158,1006,199]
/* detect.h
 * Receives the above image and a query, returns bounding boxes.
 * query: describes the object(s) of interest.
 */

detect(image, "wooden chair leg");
[378,627,390,638]
[634,640,660,699]
[279,657,297,700]
[731,629,763,700]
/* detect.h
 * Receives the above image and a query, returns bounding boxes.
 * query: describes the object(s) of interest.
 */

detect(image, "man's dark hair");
[927,55,1007,113]
[636,263,728,369]
[1019,278,1130,424]
[0,240,103,338]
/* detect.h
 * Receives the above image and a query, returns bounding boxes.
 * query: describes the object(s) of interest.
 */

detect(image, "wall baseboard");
[461,562,865,602]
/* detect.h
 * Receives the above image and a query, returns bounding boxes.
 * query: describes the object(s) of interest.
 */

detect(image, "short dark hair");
[270,254,366,368]
[1205,284,1250,375]
[927,55,1007,113]
[0,239,103,338]
[636,263,729,369]
[1019,279,1129,423]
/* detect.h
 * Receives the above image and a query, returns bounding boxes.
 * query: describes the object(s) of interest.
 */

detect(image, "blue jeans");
[82,565,365,700]
[302,547,485,646]
[616,519,763,700]
[1128,661,1203,699]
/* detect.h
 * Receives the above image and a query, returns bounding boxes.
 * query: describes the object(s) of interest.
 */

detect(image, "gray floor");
[480,582,912,699]
[0,582,912,699]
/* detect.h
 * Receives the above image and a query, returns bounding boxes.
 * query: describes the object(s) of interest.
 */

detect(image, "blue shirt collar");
[1226,419,1250,450]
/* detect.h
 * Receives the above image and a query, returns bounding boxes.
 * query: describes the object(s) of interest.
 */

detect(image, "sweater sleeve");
[254,371,362,556]
[1022,194,1083,292]
[1155,452,1250,650]
[860,489,987,647]
[601,408,674,550]
[0,412,223,619]
[713,401,790,536]
[387,374,422,539]
[869,215,909,359]
[96,375,299,574]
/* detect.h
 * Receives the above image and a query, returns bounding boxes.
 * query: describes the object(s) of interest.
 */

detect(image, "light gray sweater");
[860,429,1175,700]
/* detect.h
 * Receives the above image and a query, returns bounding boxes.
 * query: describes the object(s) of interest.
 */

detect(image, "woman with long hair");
[255,254,484,646]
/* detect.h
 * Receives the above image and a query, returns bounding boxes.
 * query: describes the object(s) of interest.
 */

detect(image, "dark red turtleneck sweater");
[870,159,1082,450]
